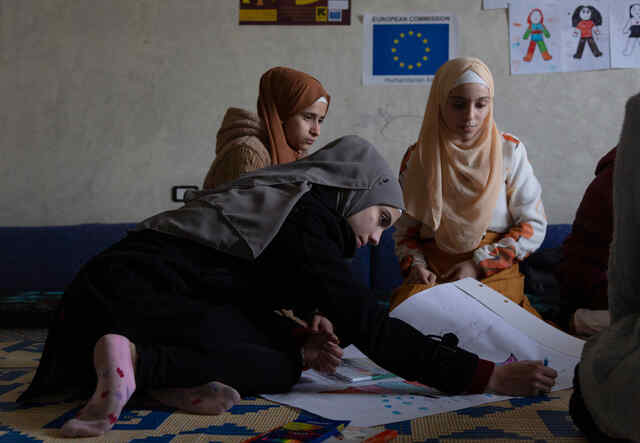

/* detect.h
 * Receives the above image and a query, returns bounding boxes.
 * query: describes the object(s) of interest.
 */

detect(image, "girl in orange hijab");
[203,66,330,189]
[392,57,547,317]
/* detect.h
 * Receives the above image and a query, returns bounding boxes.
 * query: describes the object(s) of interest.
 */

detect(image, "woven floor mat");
[0,329,588,442]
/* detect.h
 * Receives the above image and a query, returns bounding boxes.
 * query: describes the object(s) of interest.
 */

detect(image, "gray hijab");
[135,135,404,259]
[578,92,640,441]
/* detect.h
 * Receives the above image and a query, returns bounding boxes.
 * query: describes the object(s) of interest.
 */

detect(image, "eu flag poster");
[363,13,456,85]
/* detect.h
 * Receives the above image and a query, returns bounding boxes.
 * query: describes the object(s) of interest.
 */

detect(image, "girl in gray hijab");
[570,92,640,442]
[19,135,556,438]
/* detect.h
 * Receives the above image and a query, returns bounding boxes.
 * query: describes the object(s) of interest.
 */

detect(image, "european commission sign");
[363,13,457,85]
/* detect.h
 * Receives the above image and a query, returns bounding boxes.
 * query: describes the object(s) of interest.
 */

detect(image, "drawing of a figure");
[623,3,640,55]
[523,8,552,62]
[572,5,603,58]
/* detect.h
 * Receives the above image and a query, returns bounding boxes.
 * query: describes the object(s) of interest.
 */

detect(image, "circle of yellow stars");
[391,30,431,70]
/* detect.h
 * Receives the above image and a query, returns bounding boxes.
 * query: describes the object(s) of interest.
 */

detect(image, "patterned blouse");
[394,133,547,278]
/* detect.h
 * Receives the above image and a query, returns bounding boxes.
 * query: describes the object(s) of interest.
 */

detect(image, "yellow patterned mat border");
[0,329,588,442]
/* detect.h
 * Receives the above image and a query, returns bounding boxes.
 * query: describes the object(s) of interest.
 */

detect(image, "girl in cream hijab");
[392,57,547,316]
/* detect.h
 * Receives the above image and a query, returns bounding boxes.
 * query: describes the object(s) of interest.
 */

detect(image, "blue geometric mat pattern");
[0,329,588,442]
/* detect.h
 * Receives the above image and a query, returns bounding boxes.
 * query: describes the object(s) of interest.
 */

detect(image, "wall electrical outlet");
[171,185,199,202]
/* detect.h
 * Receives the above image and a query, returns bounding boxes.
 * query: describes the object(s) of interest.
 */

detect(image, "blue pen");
[535,358,550,397]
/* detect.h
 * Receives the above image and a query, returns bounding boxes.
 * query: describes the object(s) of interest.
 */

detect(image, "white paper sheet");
[262,279,583,427]
[561,1,611,73]
[484,0,509,9]
[509,0,612,74]
[610,1,640,68]
[263,345,511,427]
[390,279,581,388]
[454,278,584,358]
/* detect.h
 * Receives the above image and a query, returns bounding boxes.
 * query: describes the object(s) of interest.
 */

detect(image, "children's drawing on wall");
[509,0,613,74]
[623,3,640,55]
[509,1,562,74]
[572,5,603,58]
[611,1,640,67]
[562,1,610,72]
[523,8,553,62]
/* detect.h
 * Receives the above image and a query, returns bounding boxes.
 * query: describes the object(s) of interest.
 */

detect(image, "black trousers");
[133,304,302,395]
[22,230,303,400]
[574,37,602,58]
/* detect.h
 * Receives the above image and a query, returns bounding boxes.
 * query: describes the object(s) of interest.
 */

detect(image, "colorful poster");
[509,1,564,74]
[509,0,612,74]
[561,1,611,72]
[363,13,456,85]
[610,1,640,68]
[239,0,350,26]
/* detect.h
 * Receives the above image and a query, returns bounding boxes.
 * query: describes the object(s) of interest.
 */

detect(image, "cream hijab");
[402,57,503,254]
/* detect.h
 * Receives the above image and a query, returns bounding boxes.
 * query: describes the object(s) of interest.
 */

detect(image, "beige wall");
[2,0,638,226]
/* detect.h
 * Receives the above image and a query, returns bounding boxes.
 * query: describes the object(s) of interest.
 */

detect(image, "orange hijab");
[257,67,330,165]
[402,57,503,254]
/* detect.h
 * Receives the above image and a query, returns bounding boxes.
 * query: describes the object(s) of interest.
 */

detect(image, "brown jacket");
[203,108,271,189]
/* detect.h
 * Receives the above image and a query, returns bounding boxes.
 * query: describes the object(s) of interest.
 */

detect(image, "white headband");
[315,96,329,104]
[452,70,488,88]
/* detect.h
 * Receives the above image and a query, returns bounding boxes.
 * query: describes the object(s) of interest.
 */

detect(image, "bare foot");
[61,334,137,438]
[149,381,240,414]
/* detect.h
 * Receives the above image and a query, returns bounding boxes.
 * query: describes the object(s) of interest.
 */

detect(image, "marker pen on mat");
[543,358,549,367]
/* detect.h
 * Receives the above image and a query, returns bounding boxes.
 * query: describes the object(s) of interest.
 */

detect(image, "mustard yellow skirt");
[390,232,541,319]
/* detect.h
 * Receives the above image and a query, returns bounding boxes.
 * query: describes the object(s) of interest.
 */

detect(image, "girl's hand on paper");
[442,259,480,282]
[303,331,343,374]
[406,263,437,285]
[486,361,557,396]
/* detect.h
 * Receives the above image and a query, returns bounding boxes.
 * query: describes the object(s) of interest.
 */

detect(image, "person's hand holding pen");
[486,358,557,397]
[538,358,551,396]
